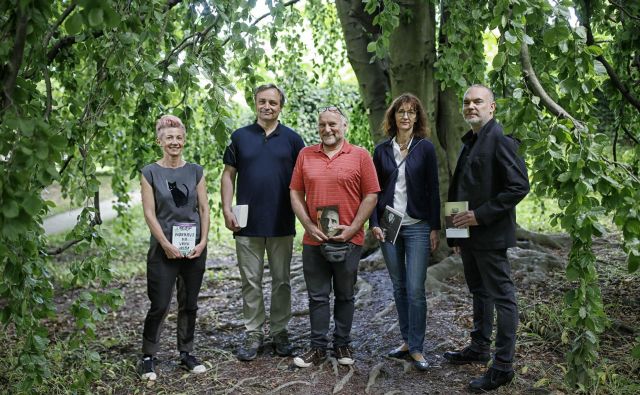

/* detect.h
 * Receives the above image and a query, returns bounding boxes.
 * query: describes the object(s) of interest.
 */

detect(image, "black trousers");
[142,243,206,355]
[460,248,517,372]
[301,244,362,349]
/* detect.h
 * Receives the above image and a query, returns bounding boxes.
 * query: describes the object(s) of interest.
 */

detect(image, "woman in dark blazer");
[370,93,440,371]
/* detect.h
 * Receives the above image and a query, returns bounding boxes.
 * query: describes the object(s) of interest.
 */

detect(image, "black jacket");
[370,136,441,231]
[447,119,529,249]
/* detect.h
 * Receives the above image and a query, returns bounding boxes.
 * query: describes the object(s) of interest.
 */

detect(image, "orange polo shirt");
[290,141,380,246]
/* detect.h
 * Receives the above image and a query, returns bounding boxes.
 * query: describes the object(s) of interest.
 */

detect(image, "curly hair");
[381,93,430,138]
[155,114,186,138]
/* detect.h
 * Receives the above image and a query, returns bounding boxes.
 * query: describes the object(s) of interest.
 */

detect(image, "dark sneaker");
[334,345,354,366]
[237,334,263,361]
[293,348,327,368]
[272,332,293,357]
[180,353,206,374]
[468,367,515,393]
[443,346,490,365]
[139,356,157,381]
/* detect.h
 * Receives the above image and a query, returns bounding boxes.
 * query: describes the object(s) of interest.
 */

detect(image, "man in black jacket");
[444,85,530,393]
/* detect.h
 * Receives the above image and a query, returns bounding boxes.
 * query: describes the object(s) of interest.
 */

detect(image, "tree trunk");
[335,0,389,143]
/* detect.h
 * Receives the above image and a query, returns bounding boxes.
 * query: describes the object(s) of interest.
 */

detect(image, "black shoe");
[334,345,354,365]
[411,354,429,371]
[443,346,490,365]
[180,353,207,373]
[237,334,263,361]
[468,367,514,393]
[138,356,157,381]
[387,346,410,359]
[293,348,327,368]
[272,332,293,357]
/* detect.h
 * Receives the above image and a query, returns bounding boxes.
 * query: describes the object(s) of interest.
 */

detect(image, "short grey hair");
[466,84,495,102]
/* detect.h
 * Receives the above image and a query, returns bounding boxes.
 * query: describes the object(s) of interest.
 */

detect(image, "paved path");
[43,192,141,235]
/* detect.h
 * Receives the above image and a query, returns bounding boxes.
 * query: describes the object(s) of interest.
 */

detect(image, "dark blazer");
[447,119,529,249]
[370,136,441,231]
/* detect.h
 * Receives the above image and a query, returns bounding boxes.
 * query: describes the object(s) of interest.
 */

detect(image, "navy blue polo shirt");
[223,122,305,237]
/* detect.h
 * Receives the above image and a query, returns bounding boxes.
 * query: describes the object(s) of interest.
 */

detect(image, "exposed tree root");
[516,226,570,250]
[224,376,259,395]
[332,366,355,393]
[365,362,385,394]
[266,380,313,394]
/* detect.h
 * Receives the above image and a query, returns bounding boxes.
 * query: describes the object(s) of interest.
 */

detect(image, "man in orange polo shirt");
[290,106,380,368]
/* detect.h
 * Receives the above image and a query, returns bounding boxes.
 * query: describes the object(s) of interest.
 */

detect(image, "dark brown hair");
[382,93,430,138]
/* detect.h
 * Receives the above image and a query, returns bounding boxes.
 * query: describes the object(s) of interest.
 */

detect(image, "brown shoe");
[334,345,354,365]
[293,348,327,368]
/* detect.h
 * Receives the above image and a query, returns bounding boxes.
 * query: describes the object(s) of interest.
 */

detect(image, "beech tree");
[1,0,638,392]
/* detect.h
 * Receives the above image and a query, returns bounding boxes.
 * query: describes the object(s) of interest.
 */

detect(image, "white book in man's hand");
[445,201,470,238]
[232,205,249,228]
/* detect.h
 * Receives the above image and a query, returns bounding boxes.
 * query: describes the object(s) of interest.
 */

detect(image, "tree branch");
[596,55,640,112]
[2,11,29,111]
[220,0,302,47]
[46,191,102,255]
[608,0,640,21]
[581,0,640,112]
[42,1,77,48]
[519,42,584,129]
[621,123,639,144]
[47,0,182,65]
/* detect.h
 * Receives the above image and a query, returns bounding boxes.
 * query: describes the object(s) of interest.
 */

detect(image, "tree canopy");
[1,0,639,392]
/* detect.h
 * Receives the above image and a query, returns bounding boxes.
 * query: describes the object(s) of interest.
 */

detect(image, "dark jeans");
[380,221,430,354]
[142,243,206,355]
[460,248,517,372]
[302,243,362,349]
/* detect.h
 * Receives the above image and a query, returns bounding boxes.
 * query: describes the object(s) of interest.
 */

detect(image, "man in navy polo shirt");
[221,83,305,361]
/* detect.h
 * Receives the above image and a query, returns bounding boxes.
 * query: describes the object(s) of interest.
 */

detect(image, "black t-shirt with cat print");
[141,162,204,246]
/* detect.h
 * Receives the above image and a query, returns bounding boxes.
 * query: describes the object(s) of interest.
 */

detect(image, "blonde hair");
[155,114,186,138]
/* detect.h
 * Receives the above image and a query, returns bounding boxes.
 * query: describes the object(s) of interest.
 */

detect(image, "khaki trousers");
[235,235,293,337]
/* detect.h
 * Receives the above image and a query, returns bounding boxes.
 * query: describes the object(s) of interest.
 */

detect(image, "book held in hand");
[232,204,249,228]
[380,205,404,245]
[445,201,470,238]
[317,205,341,237]
[172,222,196,256]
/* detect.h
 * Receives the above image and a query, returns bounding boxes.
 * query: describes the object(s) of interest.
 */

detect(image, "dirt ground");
[53,234,639,394]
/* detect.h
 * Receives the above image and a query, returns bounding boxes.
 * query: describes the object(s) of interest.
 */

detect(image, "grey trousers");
[302,243,362,349]
[142,243,206,355]
[235,235,294,337]
[460,247,518,372]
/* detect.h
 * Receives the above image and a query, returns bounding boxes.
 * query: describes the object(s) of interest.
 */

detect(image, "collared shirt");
[223,122,305,237]
[391,137,420,225]
[290,140,380,246]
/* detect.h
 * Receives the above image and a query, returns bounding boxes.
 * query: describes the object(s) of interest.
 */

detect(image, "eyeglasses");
[319,106,344,116]
[396,110,417,118]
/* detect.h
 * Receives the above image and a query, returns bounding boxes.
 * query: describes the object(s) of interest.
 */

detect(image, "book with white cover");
[445,201,470,238]
[172,222,196,256]
[232,204,249,228]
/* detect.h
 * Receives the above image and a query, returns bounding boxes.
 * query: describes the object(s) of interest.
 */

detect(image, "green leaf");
[558,172,571,182]
[88,8,104,27]
[492,53,506,69]
[584,45,603,56]
[2,200,20,219]
[578,307,587,319]
[64,12,83,35]
[366,41,376,53]
[22,195,42,216]
[504,30,517,44]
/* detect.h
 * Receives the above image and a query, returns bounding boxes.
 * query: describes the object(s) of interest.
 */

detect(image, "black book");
[380,205,404,245]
